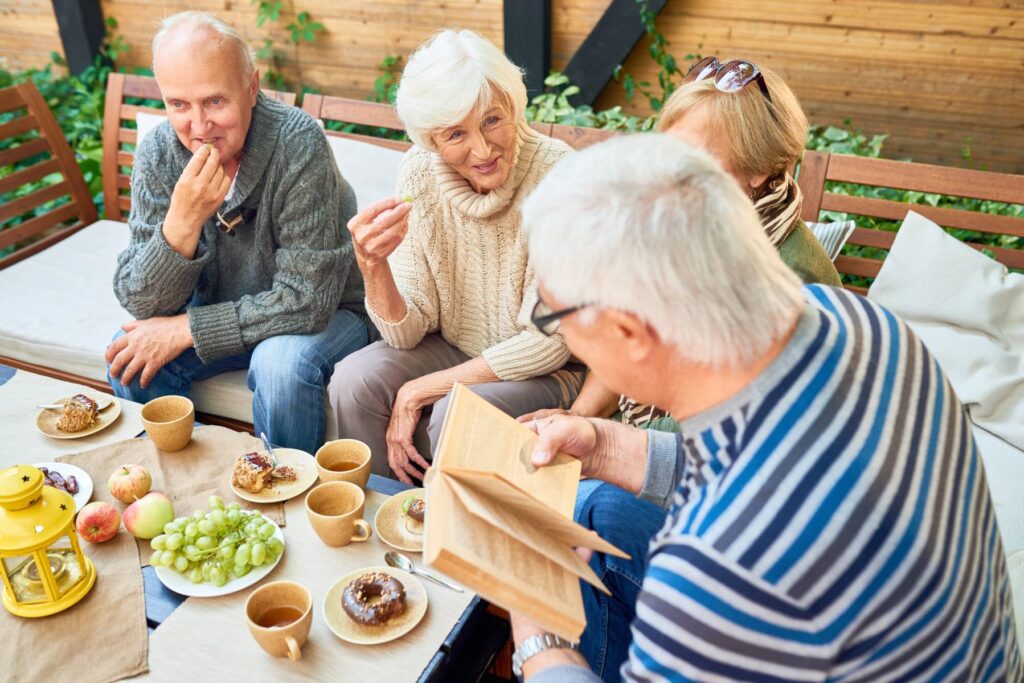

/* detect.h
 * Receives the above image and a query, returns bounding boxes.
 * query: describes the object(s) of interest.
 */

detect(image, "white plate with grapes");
[151,499,286,598]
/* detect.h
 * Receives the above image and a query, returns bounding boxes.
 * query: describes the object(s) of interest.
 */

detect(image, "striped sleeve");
[623,538,831,682]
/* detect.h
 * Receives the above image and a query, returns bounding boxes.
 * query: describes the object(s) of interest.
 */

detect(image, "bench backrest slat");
[799,150,1024,287]
[102,73,297,221]
[0,81,98,269]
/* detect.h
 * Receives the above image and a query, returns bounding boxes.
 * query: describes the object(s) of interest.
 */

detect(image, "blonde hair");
[524,134,804,369]
[396,29,527,151]
[657,64,807,181]
[153,12,256,84]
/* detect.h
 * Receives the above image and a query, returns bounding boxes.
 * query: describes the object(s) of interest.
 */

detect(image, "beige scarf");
[754,172,803,247]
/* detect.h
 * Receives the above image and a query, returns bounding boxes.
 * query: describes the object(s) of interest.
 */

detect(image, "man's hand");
[105,314,193,389]
[517,407,575,423]
[527,415,648,494]
[385,380,435,484]
[348,197,412,271]
[163,145,232,258]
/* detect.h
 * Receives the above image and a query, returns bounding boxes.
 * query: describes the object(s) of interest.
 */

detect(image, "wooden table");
[0,365,509,682]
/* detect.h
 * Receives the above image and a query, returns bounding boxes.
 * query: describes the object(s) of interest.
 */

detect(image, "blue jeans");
[108,309,369,454]
[578,483,666,683]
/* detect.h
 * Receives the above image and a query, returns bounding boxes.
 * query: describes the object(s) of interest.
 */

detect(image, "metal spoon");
[385,551,464,593]
[259,431,280,468]
[37,395,115,411]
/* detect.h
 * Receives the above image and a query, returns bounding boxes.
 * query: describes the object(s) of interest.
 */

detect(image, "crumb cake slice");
[56,394,98,432]
[231,452,299,493]
[231,452,275,493]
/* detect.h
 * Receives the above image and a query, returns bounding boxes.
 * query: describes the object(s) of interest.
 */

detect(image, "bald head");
[152,12,255,86]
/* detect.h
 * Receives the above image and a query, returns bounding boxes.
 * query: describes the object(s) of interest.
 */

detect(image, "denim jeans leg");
[578,483,667,683]
[248,309,369,453]
[106,328,250,404]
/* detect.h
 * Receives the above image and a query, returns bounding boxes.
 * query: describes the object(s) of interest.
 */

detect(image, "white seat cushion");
[0,220,339,434]
[323,133,405,209]
[868,211,1024,452]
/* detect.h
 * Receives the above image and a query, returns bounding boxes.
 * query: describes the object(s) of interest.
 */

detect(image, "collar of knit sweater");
[431,121,546,219]
[168,92,283,214]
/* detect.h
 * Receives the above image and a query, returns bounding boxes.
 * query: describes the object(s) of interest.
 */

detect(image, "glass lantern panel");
[5,553,55,604]
[48,535,85,598]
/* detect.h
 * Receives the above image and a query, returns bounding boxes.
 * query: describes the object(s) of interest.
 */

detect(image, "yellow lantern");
[0,465,96,617]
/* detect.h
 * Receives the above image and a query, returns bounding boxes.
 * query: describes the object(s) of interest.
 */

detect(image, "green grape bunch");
[149,496,283,587]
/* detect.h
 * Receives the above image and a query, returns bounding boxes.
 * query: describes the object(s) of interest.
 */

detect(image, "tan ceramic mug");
[245,580,312,660]
[315,439,372,489]
[140,396,194,452]
[304,481,372,547]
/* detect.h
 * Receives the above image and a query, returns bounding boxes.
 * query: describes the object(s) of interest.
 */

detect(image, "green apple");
[123,492,175,539]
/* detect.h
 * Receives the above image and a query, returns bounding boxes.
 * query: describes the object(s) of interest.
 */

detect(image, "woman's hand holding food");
[163,144,232,258]
[348,197,413,271]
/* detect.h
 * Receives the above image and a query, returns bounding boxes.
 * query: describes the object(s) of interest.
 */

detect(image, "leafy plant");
[251,1,325,90]
[525,72,655,132]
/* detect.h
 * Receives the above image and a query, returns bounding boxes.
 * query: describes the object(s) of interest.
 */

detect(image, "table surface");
[0,365,493,682]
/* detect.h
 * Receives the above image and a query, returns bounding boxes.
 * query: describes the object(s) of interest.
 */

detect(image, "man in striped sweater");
[511,135,1021,682]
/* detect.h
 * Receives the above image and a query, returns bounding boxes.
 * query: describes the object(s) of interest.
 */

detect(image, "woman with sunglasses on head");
[520,57,842,434]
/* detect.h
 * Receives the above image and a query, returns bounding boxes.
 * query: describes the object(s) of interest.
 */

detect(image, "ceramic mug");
[245,580,313,660]
[315,439,372,489]
[140,396,194,452]
[304,481,372,547]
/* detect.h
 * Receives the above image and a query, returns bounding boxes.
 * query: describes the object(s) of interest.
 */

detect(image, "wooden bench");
[0,81,99,269]
[798,151,1024,294]
[102,73,297,221]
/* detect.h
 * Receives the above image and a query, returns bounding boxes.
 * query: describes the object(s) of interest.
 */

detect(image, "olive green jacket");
[778,219,842,287]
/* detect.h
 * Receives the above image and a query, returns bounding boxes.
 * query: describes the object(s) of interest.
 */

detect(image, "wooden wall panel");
[0,0,67,73]
[580,0,1024,173]
[1,0,1021,172]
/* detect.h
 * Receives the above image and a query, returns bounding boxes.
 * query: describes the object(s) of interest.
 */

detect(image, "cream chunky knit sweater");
[366,123,571,381]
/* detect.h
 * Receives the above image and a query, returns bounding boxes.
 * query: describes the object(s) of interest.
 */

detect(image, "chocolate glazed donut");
[342,572,407,626]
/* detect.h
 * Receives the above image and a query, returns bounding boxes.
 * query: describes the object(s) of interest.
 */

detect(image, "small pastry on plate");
[402,496,425,535]
[341,571,407,626]
[56,394,98,432]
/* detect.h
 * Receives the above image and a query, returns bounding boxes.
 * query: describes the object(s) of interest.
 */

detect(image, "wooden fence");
[2,0,1022,173]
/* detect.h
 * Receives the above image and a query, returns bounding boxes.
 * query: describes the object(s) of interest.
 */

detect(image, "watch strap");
[512,633,579,676]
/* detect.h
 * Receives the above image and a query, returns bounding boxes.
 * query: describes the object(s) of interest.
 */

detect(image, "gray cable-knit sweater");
[113,93,366,362]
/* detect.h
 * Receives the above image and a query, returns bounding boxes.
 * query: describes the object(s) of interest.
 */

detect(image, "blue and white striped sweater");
[540,286,1021,682]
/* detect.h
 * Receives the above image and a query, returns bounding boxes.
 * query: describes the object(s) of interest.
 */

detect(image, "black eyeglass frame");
[531,299,586,337]
[683,56,773,104]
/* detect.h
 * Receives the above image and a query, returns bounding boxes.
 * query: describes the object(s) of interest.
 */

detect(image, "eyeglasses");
[531,298,585,337]
[682,56,772,104]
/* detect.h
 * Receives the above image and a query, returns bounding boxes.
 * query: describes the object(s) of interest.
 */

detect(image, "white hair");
[152,12,256,83]
[523,134,806,369]
[396,29,528,151]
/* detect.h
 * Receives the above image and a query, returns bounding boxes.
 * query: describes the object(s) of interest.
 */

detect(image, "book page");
[445,468,629,558]
[444,473,611,594]
[425,474,586,639]
[433,383,581,518]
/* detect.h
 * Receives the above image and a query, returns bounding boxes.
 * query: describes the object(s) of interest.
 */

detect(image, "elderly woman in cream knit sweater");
[329,29,582,483]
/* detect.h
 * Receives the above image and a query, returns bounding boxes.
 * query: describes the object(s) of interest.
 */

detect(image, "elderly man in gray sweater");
[107,12,369,453]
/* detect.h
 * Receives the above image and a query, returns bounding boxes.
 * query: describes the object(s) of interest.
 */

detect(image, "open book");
[424,383,629,641]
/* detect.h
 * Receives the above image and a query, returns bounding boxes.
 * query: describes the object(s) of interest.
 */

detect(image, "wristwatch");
[512,633,579,676]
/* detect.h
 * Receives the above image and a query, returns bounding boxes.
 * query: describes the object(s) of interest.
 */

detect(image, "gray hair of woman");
[522,134,805,369]
[395,28,528,151]
[152,11,257,83]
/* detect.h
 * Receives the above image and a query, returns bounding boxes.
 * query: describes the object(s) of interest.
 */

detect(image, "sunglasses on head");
[682,56,772,104]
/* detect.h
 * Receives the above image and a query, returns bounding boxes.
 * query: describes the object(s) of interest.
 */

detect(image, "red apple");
[108,464,152,503]
[123,492,175,539]
[76,502,121,543]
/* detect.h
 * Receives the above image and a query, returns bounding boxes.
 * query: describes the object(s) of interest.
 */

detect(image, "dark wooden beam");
[51,0,106,74]
[503,0,551,99]
[563,0,668,106]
